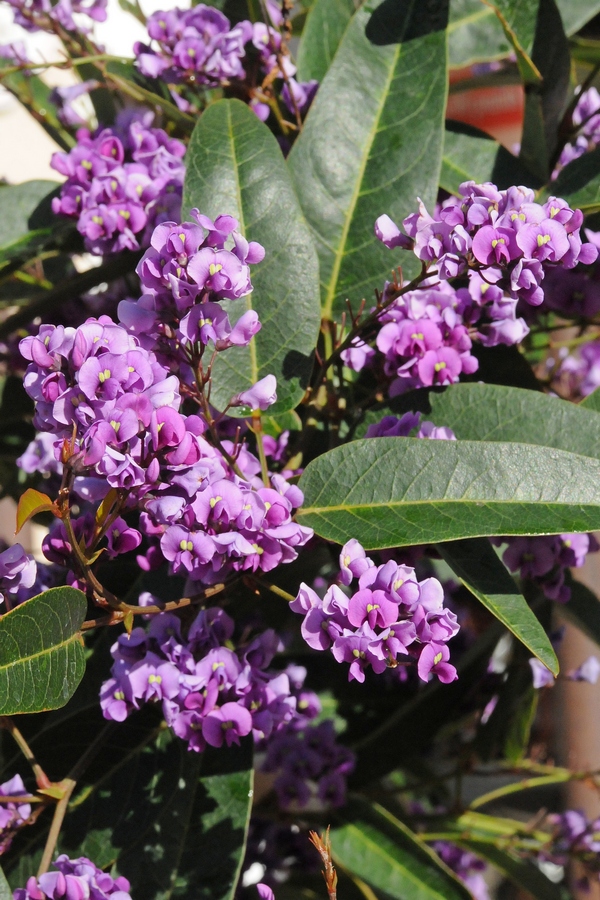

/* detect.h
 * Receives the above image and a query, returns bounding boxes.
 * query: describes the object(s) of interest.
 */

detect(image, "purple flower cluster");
[13,856,131,900]
[118,210,265,378]
[0,544,37,609]
[263,718,355,809]
[101,607,297,751]
[51,113,185,255]
[20,311,308,581]
[290,540,459,684]
[431,842,489,900]
[555,87,600,175]
[5,0,106,33]
[558,339,600,398]
[260,664,354,809]
[135,6,251,85]
[376,181,597,308]
[251,21,317,122]
[341,281,478,392]
[542,810,600,872]
[499,533,598,603]
[0,774,31,854]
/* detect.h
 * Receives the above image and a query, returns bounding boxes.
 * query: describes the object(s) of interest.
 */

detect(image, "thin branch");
[0,718,51,790]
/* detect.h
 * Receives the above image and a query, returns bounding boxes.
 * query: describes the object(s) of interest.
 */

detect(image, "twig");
[0,718,51,790]
[36,779,76,876]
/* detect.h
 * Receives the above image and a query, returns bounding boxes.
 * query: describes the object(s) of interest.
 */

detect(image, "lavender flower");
[135,6,252,86]
[567,655,600,683]
[290,541,458,684]
[0,774,31,853]
[0,545,37,608]
[51,112,185,255]
[100,607,298,751]
[13,855,132,900]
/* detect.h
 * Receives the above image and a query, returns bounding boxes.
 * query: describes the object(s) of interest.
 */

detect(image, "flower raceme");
[51,111,186,255]
[350,182,598,395]
[376,182,597,299]
[291,540,459,684]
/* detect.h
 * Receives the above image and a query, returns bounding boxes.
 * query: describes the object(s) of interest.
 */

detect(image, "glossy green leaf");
[483,0,540,84]
[518,0,570,182]
[422,382,600,460]
[547,146,600,214]
[581,385,600,412]
[0,181,59,261]
[183,99,320,415]
[0,587,87,715]
[332,798,472,900]
[296,0,357,82]
[440,123,499,195]
[365,0,449,45]
[297,438,600,548]
[437,538,558,673]
[559,574,600,648]
[447,0,595,68]
[288,2,447,317]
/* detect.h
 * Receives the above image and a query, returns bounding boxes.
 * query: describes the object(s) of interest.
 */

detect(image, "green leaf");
[0,181,60,261]
[288,2,447,317]
[581,385,600,412]
[518,0,570,182]
[422,382,600,460]
[482,0,541,85]
[182,98,320,415]
[447,0,593,68]
[365,0,449,45]
[559,574,600,648]
[296,0,357,82]
[60,732,253,900]
[297,437,600,548]
[437,538,558,673]
[546,146,600,214]
[0,587,87,715]
[332,797,472,900]
[440,122,499,195]
[0,865,11,900]
[447,0,507,68]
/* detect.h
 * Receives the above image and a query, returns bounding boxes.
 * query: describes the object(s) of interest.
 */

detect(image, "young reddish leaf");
[15,488,58,534]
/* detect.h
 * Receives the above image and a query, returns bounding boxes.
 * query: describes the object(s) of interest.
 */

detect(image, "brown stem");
[80,582,230,631]
[36,779,76,876]
[0,718,51,790]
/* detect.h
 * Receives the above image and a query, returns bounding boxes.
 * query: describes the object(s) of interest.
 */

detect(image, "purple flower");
[0,544,37,607]
[568,655,600,684]
[233,375,277,411]
[529,658,555,688]
[417,642,457,683]
[202,701,253,747]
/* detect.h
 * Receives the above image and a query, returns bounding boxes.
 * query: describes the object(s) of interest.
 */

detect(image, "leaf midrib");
[225,104,258,386]
[321,40,402,318]
[0,630,81,671]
